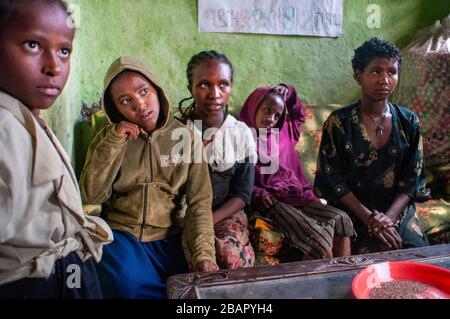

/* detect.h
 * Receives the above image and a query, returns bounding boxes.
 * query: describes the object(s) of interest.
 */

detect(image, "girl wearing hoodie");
[80,56,217,298]
[240,85,355,261]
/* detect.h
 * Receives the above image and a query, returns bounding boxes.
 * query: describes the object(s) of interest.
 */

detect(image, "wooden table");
[167,244,450,299]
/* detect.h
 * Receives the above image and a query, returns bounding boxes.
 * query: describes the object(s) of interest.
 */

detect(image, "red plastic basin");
[352,261,450,299]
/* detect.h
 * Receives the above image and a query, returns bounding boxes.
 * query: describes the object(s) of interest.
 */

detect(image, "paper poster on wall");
[198,0,343,37]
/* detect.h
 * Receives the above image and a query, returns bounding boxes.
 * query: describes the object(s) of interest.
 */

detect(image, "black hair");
[178,50,234,122]
[0,0,69,27]
[351,37,403,71]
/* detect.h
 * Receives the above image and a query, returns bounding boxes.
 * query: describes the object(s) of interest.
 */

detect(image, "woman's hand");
[375,227,403,250]
[368,210,395,235]
[115,121,145,140]
[193,260,219,272]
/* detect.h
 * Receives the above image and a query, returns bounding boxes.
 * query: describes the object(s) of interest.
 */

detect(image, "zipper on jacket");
[140,136,153,240]
[148,136,153,181]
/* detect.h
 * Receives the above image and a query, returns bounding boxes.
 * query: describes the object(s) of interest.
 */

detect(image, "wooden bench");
[167,244,450,299]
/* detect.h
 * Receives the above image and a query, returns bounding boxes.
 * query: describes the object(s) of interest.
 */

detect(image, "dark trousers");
[0,251,102,299]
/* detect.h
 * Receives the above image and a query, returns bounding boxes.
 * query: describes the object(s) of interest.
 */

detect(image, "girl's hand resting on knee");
[193,260,219,272]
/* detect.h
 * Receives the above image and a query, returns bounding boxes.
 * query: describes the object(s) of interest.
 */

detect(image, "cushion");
[416,199,450,245]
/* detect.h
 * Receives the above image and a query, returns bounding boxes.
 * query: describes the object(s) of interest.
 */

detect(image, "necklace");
[359,103,389,136]
[368,112,387,135]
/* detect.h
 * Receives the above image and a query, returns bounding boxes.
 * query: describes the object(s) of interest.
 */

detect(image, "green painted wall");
[41,0,449,173]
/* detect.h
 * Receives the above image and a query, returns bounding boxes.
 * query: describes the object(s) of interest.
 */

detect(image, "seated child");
[80,56,217,298]
[240,85,355,262]
[0,0,112,298]
[178,50,256,269]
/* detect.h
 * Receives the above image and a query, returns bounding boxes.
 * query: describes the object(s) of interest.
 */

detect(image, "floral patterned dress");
[185,115,256,269]
[314,102,429,254]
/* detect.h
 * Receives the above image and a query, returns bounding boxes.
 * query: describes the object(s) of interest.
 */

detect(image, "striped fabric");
[268,201,355,259]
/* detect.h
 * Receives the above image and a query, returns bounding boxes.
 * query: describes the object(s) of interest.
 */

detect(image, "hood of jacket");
[102,56,171,130]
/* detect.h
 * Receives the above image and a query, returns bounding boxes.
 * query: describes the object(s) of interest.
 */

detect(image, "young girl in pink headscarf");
[240,85,355,261]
